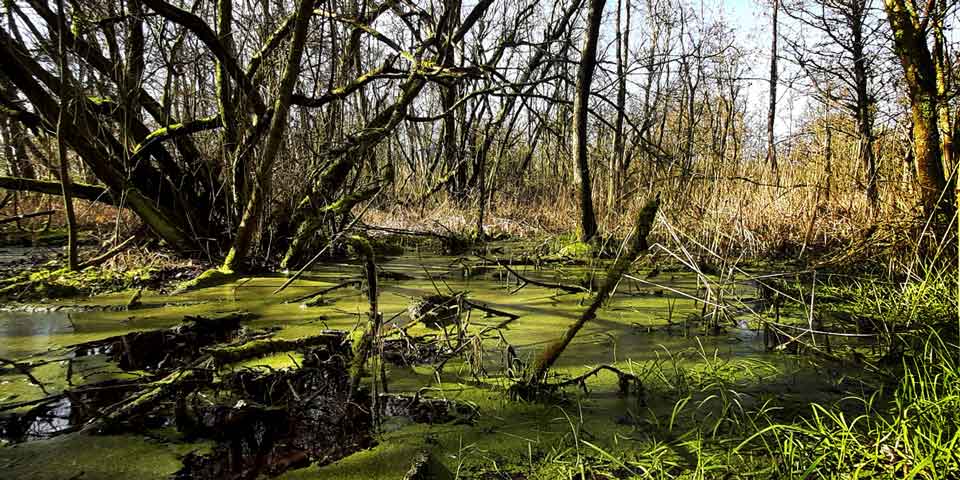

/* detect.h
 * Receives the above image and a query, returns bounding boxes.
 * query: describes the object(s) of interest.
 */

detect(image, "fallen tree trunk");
[524,196,659,387]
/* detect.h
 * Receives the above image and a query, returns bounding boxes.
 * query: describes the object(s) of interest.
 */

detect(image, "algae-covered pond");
[0,246,879,479]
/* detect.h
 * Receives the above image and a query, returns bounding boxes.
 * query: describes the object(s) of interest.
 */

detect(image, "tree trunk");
[56,0,78,271]
[609,0,628,209]
[851,5,878,209]
[573,0,604,243]
[441,0,463,200]
[216,0,243,219]
[222,0,314,272]
[122,0,145,153]
[767,0,779,176]
[883,0,951,217]
[932,0,954,198]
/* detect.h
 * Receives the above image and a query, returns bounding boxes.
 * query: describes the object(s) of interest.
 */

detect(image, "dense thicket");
[0,0,957,269]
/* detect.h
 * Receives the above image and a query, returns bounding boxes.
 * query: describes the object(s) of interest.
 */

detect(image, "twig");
[273,190,381,295]
[464,299,520,327]
[78,233,139,269]
[284,279,362,304]
[476,255,586,294]
[0,357,50,395]
[0,209,55,225]
[552,364,640,392]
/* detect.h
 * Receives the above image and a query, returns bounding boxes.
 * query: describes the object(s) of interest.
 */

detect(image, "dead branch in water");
[0,357,50,394]
[476,255,587,294]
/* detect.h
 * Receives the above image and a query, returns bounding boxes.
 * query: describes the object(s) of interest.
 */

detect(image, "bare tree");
[767,0,780,176]
[573,0,604,242]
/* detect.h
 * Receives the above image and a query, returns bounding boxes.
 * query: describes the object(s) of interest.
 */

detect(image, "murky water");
[0,248,871,478]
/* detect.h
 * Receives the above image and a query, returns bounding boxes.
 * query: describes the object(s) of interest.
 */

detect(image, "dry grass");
[367,134,928,267]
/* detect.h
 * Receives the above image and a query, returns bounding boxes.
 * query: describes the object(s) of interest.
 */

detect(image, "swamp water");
[0,247,877,479]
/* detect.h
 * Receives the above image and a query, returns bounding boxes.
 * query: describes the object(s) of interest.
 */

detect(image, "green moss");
[283,429,431,479]
[0,432,204,479]
[0,266,155,301]
[557,241,594,259]
[86,96,114,106]
[174,267,236,293]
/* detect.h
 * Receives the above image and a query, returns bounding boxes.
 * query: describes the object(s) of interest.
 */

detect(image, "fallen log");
[84,366,209,433]
[206,331,347,366]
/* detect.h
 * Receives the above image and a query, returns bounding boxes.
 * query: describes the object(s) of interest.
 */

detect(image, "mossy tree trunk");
[883,0,953,218]
[572,0,603,243]
[348,236,381,398]
[527,196,659,384]
[55,0,77,270]
[222,0,314,272]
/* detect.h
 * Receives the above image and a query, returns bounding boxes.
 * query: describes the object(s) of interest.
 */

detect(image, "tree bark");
[573,0,604,243]
[883,0,952,217]
[609,0,628,209]
[767,0,779,177]
[56,0,78,270]
[222,0,314,272]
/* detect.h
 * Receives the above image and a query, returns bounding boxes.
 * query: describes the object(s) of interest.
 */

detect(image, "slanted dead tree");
[520,196,659,391]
